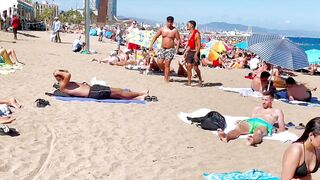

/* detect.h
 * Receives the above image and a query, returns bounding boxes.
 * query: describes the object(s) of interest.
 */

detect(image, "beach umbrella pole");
[85,0,90,51]
[267,65,274,91]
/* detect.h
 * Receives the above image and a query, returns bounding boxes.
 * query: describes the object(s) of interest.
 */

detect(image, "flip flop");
[285,122,296,128]
[151,96,158,102]
[144,95,152,102]
[295,123,306,130]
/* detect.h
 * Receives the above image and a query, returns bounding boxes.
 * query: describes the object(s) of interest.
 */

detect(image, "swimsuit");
[244,118,274,136]
[88,85,111,99]
[186,29,200,65]
[294,143,320,178]
[157,48,175,61]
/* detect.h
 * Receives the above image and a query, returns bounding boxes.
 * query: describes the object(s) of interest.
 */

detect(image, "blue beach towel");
[54,96,145,104]
[204,169,280,180]
[275,91,320,107]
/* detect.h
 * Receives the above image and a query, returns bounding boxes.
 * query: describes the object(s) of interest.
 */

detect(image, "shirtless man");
[286,77,317,102]
[218,91,286,146]
[149,16,180,82]
[184,20,202,86]
[0,98,21,124]
[90,50,135,66]
[251,71,273,93]
[53,70,147,100]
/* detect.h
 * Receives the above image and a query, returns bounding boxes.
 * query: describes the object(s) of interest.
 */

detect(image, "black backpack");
[187,111,226,131]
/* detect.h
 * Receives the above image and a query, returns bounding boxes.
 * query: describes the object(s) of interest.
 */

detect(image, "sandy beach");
[0,31,319,179]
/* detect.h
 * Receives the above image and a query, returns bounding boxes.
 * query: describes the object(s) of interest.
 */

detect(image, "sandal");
[144,95,152,102]
[295,123,306,130]
[0,125,20,136]
[151,96,158,102]
[285,122,296,128]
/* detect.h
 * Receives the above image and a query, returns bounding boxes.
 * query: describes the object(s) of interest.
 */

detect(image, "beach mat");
[275,91,320,107]
[203,169,279,180]
[54,96,145,104]
[178,108,298,143]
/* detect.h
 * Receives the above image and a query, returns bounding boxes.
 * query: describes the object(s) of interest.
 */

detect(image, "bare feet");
[8,98,21,109]
[247,136,256,146]
[0,117,16,124]
[217,129,228,142]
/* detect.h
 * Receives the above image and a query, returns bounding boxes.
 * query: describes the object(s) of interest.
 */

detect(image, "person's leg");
[7,49,21,64]
[217,122,249,142]
[164,60,172,82]
[13,28,17,40]
[0,116,15,124]
[247,126,267,146]
[157,59,165,71]
[177,62,187,77]
[0,98,21,108]
[57,31,61,43]
[0,49,14,65]
[110,88,146,100]
[149,59,160,71]
[186,63,193,86]
[193,64,202,85]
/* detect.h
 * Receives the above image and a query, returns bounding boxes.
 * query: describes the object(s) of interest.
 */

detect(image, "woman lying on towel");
[0,47,24,65]
[282,117,320,180]
[90,50,136,66]
[53,70,147,100]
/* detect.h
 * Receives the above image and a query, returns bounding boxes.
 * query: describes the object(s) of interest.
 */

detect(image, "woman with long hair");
[282,117,320,180]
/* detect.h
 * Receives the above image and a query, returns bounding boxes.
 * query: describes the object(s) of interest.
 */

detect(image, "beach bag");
[187,111,226,131]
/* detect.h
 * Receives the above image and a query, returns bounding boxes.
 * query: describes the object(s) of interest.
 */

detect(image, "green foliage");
[36,7,55,22]
[59,10,83,25]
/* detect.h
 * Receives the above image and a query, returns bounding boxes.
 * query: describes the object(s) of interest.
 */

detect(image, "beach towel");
[203,169,279,180]
[54,96,145,104]
[0,63,22,75]
[275,91,320,107]
[178,108,298,143]
[219,86,263,98]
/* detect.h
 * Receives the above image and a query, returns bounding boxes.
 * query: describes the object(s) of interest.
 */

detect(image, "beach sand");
[0,31,319,179]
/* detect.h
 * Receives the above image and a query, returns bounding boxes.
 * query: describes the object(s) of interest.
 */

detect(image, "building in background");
[33,1,59,19]
[96,0,117,24]
[1,0,34,21]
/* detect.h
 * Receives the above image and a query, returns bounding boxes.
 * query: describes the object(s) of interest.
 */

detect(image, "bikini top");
[294,143,320,177]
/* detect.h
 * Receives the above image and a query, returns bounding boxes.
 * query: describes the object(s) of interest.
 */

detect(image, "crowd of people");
[1,14,320,180]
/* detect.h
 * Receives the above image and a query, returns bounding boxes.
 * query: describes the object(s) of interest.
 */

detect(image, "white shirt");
[249,57,260,70]
[72,38,81,50]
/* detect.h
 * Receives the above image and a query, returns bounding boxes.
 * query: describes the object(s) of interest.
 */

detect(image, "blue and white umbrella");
[248,35,309,70]
[248,34,281,47]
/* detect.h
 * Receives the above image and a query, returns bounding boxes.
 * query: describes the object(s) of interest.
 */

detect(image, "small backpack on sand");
[187,111,226,131]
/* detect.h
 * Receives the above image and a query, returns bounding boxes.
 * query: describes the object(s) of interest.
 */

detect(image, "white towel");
[178,108,298,143]
[219,87,262,98]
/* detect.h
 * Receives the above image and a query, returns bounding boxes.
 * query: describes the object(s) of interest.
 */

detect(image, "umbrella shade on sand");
[305,49,320,65]
[211,41,231,53]
[249,38,309,70]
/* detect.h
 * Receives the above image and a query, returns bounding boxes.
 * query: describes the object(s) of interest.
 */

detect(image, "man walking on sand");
[217,90,286,146]
[184,20,202,86]
[11,14,20,40]
[149,16,180,82]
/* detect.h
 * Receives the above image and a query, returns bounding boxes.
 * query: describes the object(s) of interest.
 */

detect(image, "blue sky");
[36,0,320,32]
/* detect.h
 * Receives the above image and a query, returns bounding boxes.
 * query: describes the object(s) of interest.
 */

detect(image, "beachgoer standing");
[149,16,181,82]
[52,17,61,43]
[184,20,202,86]
[115,26,123,51]
[127,20,139,52]
[11,14,20,40]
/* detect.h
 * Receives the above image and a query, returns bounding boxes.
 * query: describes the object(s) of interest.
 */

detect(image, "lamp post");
[85,0,90,51]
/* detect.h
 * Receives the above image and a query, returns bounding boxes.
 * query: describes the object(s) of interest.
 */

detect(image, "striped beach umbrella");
[248,38,309,70]
[248,34,282,47]
[305,49,320,65]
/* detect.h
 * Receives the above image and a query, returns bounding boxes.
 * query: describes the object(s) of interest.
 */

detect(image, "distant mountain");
[199,22,320,37]
[117,16,161,26]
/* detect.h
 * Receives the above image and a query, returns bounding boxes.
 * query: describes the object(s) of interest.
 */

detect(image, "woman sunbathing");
[282,117,320,180]
[0,47,24,65]
[90,50,136,66]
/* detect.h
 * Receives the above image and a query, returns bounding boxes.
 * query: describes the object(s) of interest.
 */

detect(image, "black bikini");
[294,143,320,177]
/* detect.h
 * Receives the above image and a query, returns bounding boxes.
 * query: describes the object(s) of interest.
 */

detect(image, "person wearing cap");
[52,17,61,43]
